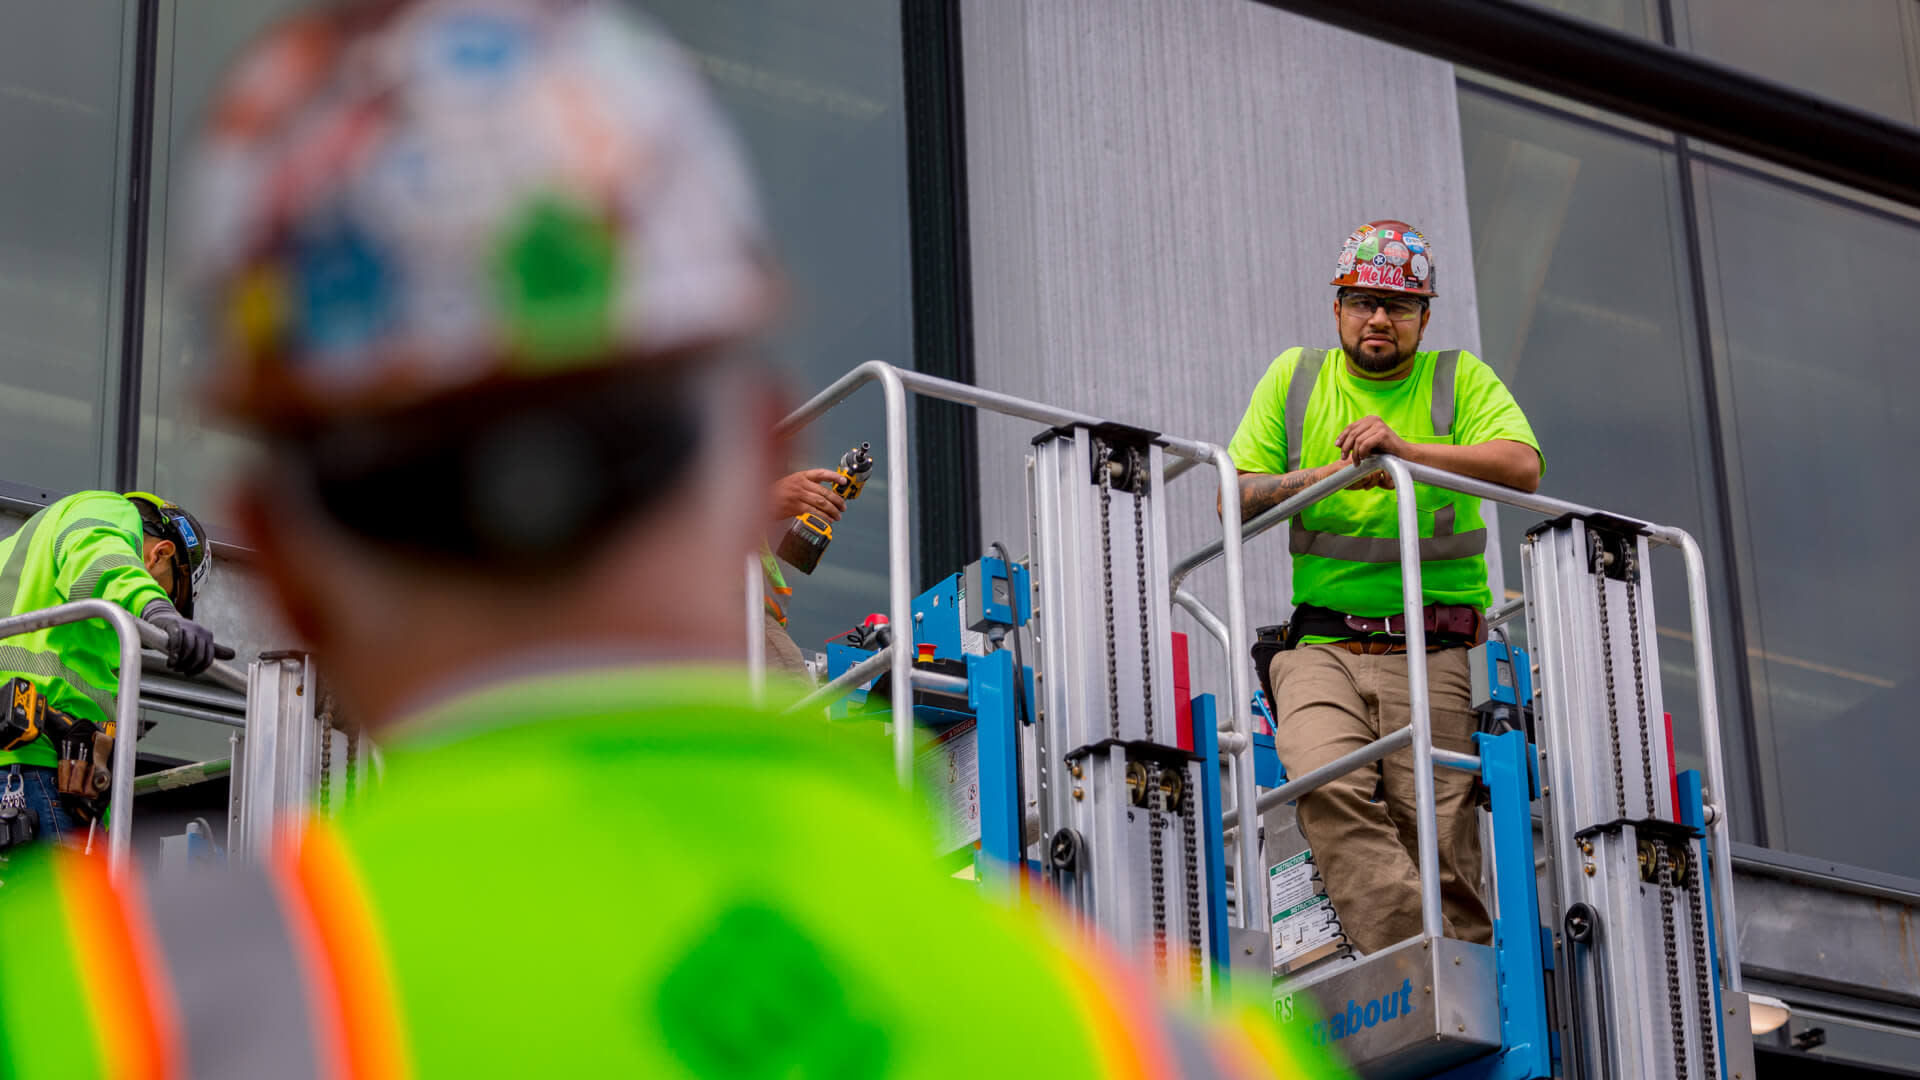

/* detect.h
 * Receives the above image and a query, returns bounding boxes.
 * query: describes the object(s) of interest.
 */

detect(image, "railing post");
[1210,445,1268,932]
[1673,529,1742,993]
[745,555,766,704]
[876,365,916,788]
[1383,456,1445,942]
[102,603,143,876]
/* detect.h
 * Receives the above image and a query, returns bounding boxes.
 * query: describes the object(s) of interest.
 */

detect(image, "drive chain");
[1132,448,1153,744]
[319,710,332,817]
[1687,845,1720,1080]
[1596,550,1627,820]
[1626,553,1655,819]
[1181,762,1203,988]
[345,726,359,806]
[1149,761,1168,980]
[1098,441,1120,740]
[1656,839,1688,1080]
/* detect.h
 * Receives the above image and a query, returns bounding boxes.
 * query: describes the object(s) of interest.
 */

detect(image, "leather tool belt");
[1285,603,1487,648]
[0,676,113,819]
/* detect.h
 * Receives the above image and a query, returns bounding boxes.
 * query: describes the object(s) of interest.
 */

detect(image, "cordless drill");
[776,442,874,575]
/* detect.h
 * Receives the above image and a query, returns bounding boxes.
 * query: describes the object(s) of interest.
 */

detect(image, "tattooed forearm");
[1237,468,1332,522]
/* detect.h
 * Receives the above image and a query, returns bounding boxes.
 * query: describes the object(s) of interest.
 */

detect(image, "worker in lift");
[0,4,1338,1076]
[1227,220,1542,955]
[0,491,227,852]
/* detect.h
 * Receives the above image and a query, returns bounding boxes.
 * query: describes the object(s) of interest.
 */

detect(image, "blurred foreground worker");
[1228,221,1541,955]
[0,3,1343,1076]
[0,491,226,851]
[761,467,848,680]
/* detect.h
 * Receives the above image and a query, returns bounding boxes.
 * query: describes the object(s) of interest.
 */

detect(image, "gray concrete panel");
[963,0,1486,695]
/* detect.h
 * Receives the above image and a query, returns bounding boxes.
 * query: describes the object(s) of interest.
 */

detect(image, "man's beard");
[1346,336,1413,373]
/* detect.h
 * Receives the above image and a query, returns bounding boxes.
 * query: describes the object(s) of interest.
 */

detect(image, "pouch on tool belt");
[56,723,114,822]
[1252,623,1290,724]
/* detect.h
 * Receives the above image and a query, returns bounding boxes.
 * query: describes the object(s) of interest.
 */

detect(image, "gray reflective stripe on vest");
[1430,349,1461,437]
[0,645,116,717]
[52,518,128,564]
[1291,523,1487,563]
[0,509,48,614]
[74,553,140,602]
[145,863,326,1080]
[1284,348,1327,473]
[1164,1009,1237,1078]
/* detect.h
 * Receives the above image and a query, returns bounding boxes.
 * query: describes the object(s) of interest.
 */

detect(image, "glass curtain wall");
[0,4,138,494]
[1462,3,1920,878]
[136,0,919,661]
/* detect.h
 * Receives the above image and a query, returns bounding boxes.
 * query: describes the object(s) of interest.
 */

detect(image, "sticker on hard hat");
[1411,254,1431,280]
[1352,263,1406,290]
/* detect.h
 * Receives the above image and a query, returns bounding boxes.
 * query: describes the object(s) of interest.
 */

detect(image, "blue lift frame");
[1437,729,1553,1080]
[1677,768,1730,1080]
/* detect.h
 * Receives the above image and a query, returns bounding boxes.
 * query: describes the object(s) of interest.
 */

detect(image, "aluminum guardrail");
[1168,452,1742,991]
[758,361,1267,931]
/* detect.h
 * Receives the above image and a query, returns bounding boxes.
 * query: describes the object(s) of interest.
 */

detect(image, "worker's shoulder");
[359,665,906,833]
[42,490,139,530]
[1431,347,1498,379]
[1257,345,1334,388]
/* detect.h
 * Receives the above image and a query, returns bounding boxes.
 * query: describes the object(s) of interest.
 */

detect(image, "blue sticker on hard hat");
[174,516,199,548]
[293,213,396,362]
[428,11,530,77]
[1404,232,1426,255]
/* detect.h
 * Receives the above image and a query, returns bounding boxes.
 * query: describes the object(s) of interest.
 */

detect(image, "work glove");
[144,606,235,677]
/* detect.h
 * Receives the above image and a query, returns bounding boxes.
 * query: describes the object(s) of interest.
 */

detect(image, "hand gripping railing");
[1173,454,1742,992]
[757,361,1270,932]
[0,601,246,877]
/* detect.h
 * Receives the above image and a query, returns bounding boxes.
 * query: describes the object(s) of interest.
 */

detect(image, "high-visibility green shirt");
[0,492,172,768]
[0,665,1347,1079]
[1228,348,1539,618]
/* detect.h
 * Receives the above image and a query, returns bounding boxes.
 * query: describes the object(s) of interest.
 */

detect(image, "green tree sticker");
[492,195,619,367]
[655,903,890,1079]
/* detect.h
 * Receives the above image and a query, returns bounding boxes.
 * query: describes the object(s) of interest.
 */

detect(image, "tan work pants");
[1268,643,1492,955]
[763,610,813,682]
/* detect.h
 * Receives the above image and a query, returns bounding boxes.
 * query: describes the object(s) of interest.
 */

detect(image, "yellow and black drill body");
[777,442,874,575]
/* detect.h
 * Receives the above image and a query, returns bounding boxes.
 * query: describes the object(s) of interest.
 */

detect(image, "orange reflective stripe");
[277,823,412,1080]
[57,855,183,1080]
[1052,940,1180,1079]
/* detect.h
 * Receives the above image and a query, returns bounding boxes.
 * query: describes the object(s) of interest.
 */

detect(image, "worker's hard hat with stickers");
[186,0,782,431]
[1331,218,1437,297]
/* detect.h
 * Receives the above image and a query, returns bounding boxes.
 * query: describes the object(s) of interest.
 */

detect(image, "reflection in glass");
[1458,90,1754,833]
[1681,0,1919,126]
[1524,0,1653,36]
[0,4,131,491]
[1699,165,1920,875]
[140,0,918,663]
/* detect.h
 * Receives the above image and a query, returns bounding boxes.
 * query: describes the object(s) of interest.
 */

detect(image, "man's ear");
[143,537,174,576]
